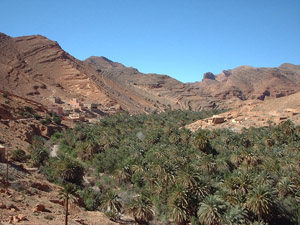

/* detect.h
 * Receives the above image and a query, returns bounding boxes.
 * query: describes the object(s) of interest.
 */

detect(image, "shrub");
[2,93,8,98]
[40,119,47,125]
[31,146,49,167]
[24,106,32,113]
[5,100,10,104]
[44,215,55,220]
[40,117,51,125]
[24,112,31,118]
[11,149,28,162]
[45,117,52,124]
[53,115,62,125]
[34,114,42,120]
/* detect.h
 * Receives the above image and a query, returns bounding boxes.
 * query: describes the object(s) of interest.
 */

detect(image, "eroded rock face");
[203,72,216,80]
[222,70,232,77]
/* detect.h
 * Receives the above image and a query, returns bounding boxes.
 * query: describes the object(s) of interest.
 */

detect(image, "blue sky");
[1,0,299,82]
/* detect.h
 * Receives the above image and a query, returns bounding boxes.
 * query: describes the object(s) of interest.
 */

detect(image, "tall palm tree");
[127,195,154,224]
[245,184,276,222]
[197,195,227,225]
[58,183,77,225]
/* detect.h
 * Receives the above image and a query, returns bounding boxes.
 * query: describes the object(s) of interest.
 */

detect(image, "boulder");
[31,182,51,192]
[33,204,46,212]
[17,214,27,221]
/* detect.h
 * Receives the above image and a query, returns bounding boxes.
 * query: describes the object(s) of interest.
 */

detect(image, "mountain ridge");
[1,32,300,114]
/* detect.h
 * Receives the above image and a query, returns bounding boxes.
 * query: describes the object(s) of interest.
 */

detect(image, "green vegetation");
[24,105,32,113]
[5,100,10,104]
[52,115,62,125]
[40,117,52,125]
[11,149,28,162]
[31,110,300,224]
[34,114,42,120]
[2,93,8,98]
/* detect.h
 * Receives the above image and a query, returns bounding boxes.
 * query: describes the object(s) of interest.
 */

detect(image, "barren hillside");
[1,32,300,114]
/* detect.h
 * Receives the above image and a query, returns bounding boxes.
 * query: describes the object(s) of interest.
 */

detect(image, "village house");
[69,98,85,111]
[67,113,85,122]
[207,115,226,125]
[48,105,63,115]
[52,97,62,104]
[84,103,98,111]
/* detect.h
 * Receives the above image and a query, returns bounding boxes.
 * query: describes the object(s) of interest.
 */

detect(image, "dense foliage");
[32,110,300,224]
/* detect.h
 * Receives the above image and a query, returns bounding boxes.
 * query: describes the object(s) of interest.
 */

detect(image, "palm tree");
[127,195,154,224]
[168,201,189,225]
[168,185,190,225]
[99,190,122,220]
[276,177,296,198]
[56,157,84,185]
[200,154,216,175]
[224,205,249,225]
[197,195,227,225]
[58,183,77,225]
[193,131,210,153]
[81,137,99,160]
[245,184,276,222]
[181,128,191,149]
[113,166,131,185]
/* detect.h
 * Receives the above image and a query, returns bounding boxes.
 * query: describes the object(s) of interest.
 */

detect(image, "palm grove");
[23,110,300,224]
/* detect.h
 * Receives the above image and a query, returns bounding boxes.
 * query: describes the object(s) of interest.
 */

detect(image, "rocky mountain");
[1,32,300,114]
[192,63,300,101]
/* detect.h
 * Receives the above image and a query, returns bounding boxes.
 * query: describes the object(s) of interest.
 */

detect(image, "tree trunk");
[65,194,69,225]
[6,148,9,193]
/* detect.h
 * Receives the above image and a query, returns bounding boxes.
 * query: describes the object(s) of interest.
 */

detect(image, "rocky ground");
[0,162,118,225]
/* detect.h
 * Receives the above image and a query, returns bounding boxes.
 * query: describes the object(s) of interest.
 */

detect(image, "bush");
[2,93,8,98]
[79,187,102,210]
[11,149,28,162]
[31,146,49,167]
[40,117,52,125]
[53,115,62,125]
[34,114,42,120]
[24,106,32,113]
[24,112,31,118]
[45,117,52,124]
[5,100,10,104]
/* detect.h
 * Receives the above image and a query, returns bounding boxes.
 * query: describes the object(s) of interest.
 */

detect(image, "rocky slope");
[0,162,117,225]
[186,92,300,132]
[1,32,300,114]
[0,90,64,149]
[191,63,300,101]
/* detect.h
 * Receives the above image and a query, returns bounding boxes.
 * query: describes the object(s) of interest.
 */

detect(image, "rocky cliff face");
[1,32,300,114]
[0,33,115,112]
